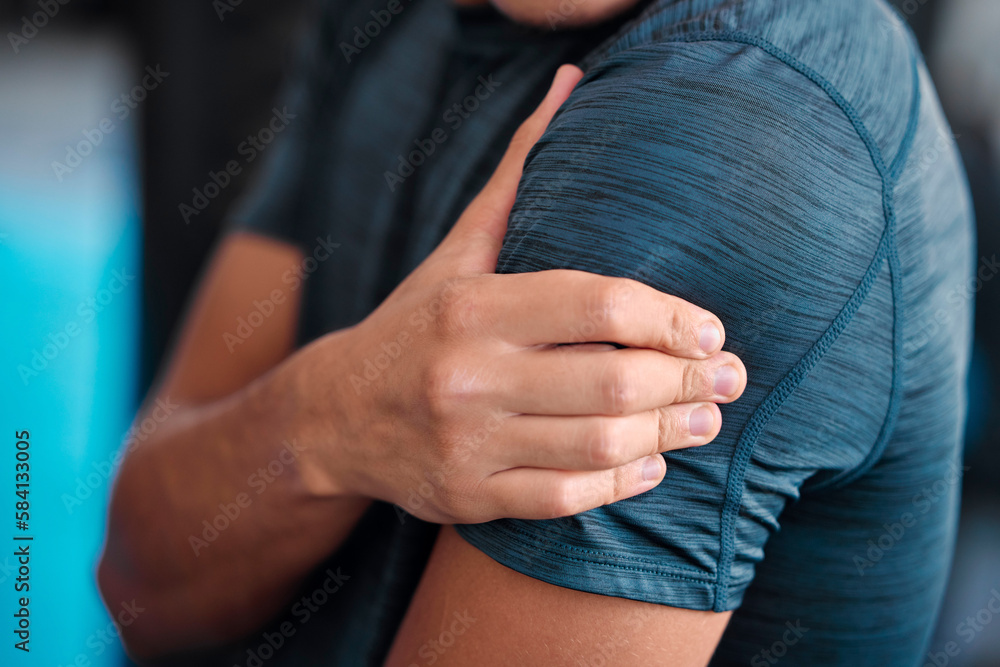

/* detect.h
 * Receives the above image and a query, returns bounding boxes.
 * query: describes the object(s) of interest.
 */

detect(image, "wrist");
[260,327,366,501]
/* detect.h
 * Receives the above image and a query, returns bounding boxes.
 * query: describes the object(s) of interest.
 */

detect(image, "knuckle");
[541,480,579,519]
[656,408,686,449]
[594,283,633,339]
[588,419,625,467]
[664,306,690,352]
[423,357,475,418]
[611,465,634,501]
[601,360,639,414]
[680,359,708,402]
[605,468,630,503]
[437,472,487,520]
[423,362,453,415]
[585,284,621,333]
[579,470,618,509]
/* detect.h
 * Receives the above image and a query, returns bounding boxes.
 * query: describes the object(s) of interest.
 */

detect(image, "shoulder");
[503,28,888,283]
[563,0,920,176]
[499,12,902,432]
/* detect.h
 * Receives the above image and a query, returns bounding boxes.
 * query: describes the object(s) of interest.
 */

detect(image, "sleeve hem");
[454,523,747,612]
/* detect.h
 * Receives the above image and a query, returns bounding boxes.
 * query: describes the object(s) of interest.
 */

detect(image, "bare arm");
[97,232,373,658]
[385,526,731,666]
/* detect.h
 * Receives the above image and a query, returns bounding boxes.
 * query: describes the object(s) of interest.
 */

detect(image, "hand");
[297,65,747,523]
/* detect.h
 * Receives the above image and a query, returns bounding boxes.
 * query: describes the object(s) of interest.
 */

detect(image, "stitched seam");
[809,225,905,492]
[497,524,711,575]
[499,30,913,610]
[808,55,918,493]
[532,555,714,584]
[651,31,906,612]
[459,526,717,583]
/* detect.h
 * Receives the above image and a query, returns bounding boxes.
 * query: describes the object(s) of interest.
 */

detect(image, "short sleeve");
[454,39,896,611]
[224,2,334,248]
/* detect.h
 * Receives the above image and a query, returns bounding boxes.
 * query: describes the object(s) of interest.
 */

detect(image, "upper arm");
[154,231,304,405]
[153,0,330,406]
[153,6,323,405]
[392,38,895,660]
[386,525,731,667]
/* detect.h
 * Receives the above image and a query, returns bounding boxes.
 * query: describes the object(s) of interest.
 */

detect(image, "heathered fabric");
[226,0,974,664]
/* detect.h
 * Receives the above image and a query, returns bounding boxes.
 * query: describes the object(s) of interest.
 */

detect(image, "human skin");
[97,65,746,660]
[386,525,731,667]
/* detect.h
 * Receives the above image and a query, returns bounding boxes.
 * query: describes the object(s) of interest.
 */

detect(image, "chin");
[490,0,644,29]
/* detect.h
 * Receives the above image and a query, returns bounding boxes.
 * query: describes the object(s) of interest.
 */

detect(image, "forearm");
[98,331,370,659]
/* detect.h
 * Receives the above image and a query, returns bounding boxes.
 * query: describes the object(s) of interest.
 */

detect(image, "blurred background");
[0,0,996,665]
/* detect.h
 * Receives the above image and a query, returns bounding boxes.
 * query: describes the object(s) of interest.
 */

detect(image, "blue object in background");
[0,32,140,666]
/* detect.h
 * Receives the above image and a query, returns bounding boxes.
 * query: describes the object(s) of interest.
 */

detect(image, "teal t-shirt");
[218,0,975,664]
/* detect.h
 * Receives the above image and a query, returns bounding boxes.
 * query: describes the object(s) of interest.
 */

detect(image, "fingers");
[477,270,726,358]
[498,346,746,415]
[496,403,721,471]
[437,65,584,275]
[478,64,585,213]
[481,455,666,521]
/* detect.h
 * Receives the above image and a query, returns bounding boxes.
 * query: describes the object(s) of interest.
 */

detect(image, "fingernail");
[689,406,714,436]
[642,455,662,482]
[713,366,739,397]
[699,323,722,354]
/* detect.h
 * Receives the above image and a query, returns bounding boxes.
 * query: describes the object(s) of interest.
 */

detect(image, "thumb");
[437,64,584,275]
